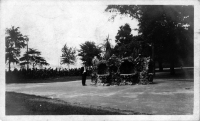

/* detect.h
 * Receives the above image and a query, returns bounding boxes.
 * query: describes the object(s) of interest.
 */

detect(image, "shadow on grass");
[154,68,193,80]
[149,82,160,85]
[6,92,149,115]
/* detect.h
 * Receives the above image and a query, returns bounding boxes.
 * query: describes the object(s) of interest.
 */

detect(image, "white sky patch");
[3,0,139,69]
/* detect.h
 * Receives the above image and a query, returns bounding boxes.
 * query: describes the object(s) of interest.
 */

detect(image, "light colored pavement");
[6,78,193,115]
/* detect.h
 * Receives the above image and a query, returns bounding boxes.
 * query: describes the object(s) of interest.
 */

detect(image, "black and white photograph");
[0,0,199,121]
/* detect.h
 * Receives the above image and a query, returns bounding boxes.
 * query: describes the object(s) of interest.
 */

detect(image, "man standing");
[81,65,87,86]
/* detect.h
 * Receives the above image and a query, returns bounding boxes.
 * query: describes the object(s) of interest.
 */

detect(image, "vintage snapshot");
[1,0,199,121]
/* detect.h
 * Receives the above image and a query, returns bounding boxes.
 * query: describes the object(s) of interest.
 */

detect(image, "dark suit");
[81,67,87,85]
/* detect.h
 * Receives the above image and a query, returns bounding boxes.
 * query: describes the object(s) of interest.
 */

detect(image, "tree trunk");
[27,61,29,70]
[153,60,156,76]
[8,59,11,72]
[170,60,175,75]
[27,42,29,70]
[170,46,176,75]
[158,59,163,71]
[152,43,155,76]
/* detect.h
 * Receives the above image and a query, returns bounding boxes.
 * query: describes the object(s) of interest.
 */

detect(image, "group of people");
[80,56,99,86]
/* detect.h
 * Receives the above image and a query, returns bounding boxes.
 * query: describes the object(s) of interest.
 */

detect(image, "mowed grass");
[6,92,146,115]
[6,68,193,115]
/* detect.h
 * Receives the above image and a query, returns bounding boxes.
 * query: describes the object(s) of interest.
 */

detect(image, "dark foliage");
[106,5,194,75]
[114,24,141,58]
[6,67,92,83]
[78,41,102,66]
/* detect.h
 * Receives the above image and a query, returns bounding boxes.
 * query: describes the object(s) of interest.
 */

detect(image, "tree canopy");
[60,44,76,68]
[114,23,141,58]
[106,5,194,74]
[78,41,102,66]
[20,48,49,69]
[5,26,28,71]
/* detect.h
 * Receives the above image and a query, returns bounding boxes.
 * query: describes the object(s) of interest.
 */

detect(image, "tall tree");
[115,23,140,58]
[106,5,194,75]
[20,48,49,69]
[60,44,76,68]
[102,35,113,60]
[78,41,102,66]
[5,26,28,71]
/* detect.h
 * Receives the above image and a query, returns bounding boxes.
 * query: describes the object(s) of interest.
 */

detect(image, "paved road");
[6,78,193,115]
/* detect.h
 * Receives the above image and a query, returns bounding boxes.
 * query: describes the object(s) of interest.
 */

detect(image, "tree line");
[5,26,49,71]
[6,67,93,83]
[105,5,194,75]
[5,5,193,76]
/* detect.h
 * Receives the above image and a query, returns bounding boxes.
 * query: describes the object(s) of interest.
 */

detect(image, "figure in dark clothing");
[81,65,87,86]
[148,58,154,83]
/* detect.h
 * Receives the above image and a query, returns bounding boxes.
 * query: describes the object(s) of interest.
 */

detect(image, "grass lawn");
[6,92,145,115]
[6,68,193,115]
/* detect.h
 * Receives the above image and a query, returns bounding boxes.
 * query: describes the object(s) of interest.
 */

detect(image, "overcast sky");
[3,0,140,69]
